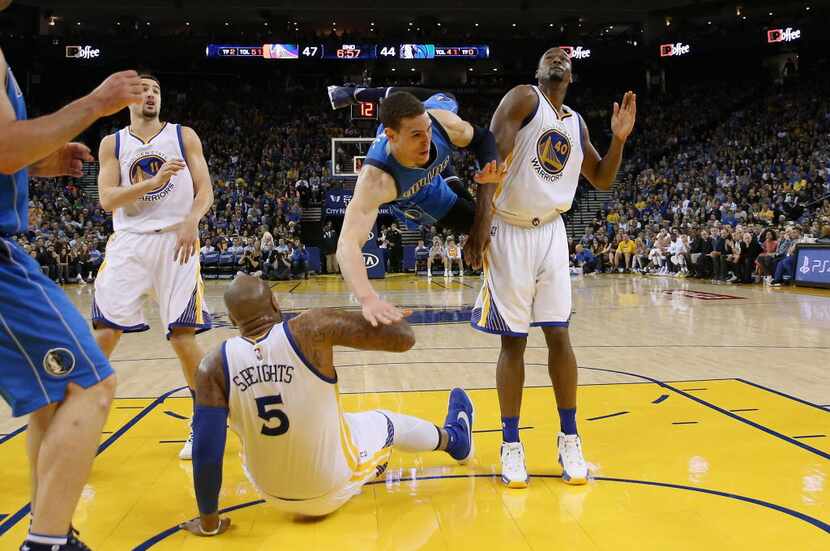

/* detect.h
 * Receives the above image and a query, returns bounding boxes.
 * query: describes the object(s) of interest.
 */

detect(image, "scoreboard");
[206,43,490,60]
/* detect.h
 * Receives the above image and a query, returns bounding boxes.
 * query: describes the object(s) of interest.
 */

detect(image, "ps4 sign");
[660,42,691,57]
[794,245,830,288]
[65,45,101,59]
[767,27,801,43]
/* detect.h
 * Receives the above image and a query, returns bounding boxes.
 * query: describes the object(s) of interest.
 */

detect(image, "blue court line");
[735,378,829,414]
[652,394,669,404]
[0,425,26,446]
[133,472,830,548]
[0,515,5,522]
[729,408,759,413]
[164,410,188,420]
[586,411,629,421]
[672,421,699,425]
[0,385,187,538]
[792,435,826,439]
[578,367,830,461]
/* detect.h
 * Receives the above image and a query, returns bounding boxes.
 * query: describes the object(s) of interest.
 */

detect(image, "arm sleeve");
[192,405,229,515]
[464,125,499,168]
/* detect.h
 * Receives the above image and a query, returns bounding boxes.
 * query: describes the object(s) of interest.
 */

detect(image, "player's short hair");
[380,92,425,131]
[138,73,161,87]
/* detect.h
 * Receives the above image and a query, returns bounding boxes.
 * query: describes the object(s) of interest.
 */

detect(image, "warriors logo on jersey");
[129,151,175,201]
[532,128,572,182]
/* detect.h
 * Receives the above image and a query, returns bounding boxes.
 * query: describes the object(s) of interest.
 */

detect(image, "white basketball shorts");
[471,214,572,336]
[92,231,211,338]
[262,410,394,517]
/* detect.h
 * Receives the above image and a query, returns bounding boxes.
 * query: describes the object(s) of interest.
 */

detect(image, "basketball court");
[1,275,828,549]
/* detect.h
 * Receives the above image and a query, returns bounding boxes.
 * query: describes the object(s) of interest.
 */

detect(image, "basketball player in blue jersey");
[0,6,144,547]
[331,89,505,326]
[468,48,636,488]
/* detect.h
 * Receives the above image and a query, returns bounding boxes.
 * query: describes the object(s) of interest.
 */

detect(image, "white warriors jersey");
[224,322,353,500]
[113,122,194,233]
[493,86,584,220]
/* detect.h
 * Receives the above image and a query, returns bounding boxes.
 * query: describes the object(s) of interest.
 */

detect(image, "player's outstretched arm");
[336,165,402,326]
[580,91,637,191]
[173,126,215,264]
[97,135,185,212]
[289,308,415,379]
[0,52,141,175]
[180,346,232,537]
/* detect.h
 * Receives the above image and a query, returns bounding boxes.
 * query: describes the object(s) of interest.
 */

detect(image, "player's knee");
[169,329,197,349]
[501,335,527,355]
[542,326,571,348]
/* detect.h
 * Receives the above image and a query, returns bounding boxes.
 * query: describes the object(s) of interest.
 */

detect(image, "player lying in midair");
[328,85,504,325]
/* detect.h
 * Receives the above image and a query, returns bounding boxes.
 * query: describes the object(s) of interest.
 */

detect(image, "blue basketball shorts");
[0,238,114,417]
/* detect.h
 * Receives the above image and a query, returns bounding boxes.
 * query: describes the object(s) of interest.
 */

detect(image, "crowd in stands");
[570,73,830,286]
[14,68,830,290]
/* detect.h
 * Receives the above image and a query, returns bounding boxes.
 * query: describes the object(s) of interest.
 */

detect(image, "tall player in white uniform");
[179,274,474,535]
[469,48,636,487]
[94,74,214,458]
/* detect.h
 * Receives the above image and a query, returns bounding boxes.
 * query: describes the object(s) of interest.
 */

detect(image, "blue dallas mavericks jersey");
[0,66,28,235]
[364,93,459,225]
[0,61,113,417]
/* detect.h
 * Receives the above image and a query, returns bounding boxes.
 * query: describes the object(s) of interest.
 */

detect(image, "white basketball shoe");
[179,424,194,460]
[500,441,529,488]
[557,432,588,485]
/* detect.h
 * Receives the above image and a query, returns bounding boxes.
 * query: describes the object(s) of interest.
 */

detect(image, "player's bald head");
[224,273,281,328]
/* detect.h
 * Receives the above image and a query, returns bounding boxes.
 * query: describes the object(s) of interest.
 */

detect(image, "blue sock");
[559,408,577,435]
[502,416,520,443]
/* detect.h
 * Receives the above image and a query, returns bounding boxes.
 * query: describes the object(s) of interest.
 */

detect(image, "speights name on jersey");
[530,128,572,183]
[233,363,295,392]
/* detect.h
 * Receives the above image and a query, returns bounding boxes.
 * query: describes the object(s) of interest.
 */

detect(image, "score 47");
[302,46,319,57]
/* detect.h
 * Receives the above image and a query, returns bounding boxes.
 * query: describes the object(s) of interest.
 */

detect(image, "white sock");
[27,532,68,545]
[380,410,441,452]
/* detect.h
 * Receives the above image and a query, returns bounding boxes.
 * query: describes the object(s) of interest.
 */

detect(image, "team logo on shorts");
[42,348,76,377]
[129,152,175,201]
[533,129,571,181]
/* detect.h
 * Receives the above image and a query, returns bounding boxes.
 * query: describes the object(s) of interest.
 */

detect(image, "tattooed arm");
[287,309,416,380]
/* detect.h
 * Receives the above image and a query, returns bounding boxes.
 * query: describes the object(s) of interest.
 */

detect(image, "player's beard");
[536,65,565,82]
[141,106,159,120]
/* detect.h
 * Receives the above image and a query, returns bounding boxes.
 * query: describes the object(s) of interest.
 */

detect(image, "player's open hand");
[361,295,405,327]
[611,91,637,141]
[463,222,490,270]
[89,70,144,116]
[173,216,200,265]
[473,160,508,185]
[179,515,231,537]
[30,142,94,178]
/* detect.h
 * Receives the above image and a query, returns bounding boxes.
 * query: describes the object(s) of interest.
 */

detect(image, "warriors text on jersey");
[223,322,353,500]
[493,86,585,222]
[112,123,194,233]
